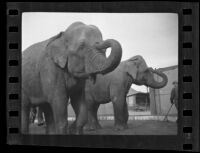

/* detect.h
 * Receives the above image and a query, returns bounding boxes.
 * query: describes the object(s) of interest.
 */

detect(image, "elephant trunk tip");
[95,39,122,75]
[149,69,168,89]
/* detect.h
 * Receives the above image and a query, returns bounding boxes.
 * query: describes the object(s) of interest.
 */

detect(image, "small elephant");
[22,22,122,134]
[71,55,168,131]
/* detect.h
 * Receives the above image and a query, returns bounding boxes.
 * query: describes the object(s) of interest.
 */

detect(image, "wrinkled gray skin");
[70,55,168,131]
[22,22,122,134]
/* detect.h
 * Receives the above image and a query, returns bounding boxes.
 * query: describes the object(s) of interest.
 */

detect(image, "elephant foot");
[75,127,83,135]
[46,129,56,135]
[68,121,76,134]
[69,122,84,135]
[95,123,102,129]
[84,122,102,131]
[69,127,83,135]
[113,124,128,131]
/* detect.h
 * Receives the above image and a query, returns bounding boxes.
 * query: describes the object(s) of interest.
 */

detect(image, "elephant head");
[46,22,122,79]
[124,55,168,88]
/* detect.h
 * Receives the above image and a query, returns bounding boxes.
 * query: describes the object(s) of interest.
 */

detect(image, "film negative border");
[7,5,21,145]
[181,5,199,151]
[6,2,199,151]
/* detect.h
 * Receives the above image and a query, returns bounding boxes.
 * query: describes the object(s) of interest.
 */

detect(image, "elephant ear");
[125,55,145,80]
[47,32,68,68]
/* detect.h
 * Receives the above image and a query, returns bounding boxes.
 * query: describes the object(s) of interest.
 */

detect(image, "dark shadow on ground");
[84,120,177,135]
[29,120,177,135]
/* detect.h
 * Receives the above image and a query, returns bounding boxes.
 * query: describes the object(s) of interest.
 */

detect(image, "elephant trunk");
[148,68,168,89]
[93,39,122,74]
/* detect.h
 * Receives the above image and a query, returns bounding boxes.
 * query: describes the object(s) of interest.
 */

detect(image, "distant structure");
[68,88,149,117]
[126,88,139,107]
[126,88,150,112]
[149,65,178,115]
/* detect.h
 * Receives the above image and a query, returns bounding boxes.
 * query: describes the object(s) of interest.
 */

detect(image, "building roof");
[157,65,178,72]
[127,88,140,96]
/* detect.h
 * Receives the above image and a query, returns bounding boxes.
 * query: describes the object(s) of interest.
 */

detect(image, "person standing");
[170,81,178,122]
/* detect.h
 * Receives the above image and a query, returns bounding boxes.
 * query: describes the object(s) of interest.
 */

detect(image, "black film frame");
[6,2,199,151]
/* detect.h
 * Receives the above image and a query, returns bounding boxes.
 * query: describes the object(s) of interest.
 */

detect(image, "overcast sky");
[22,13,178,92]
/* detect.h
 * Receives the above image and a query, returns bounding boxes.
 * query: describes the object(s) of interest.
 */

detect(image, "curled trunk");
[92,39,122,75]
[74,39,122,79]
[148,68,168,89]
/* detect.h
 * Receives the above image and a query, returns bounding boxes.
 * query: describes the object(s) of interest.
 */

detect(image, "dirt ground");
[29,120,177,135]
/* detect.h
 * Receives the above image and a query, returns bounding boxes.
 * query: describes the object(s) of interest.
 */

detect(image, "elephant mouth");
[73,71,97,83]
[73,71,90,78]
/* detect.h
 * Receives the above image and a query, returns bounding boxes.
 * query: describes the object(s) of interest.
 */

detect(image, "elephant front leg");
[50,94,68,135]
[75,101,88,134]
[40,103,56,134]
[70,93,88,134]
[86,104,102,131]
[112,96,129,131]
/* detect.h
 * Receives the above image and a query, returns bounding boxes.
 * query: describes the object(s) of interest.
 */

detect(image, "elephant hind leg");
[29,107,37,124]
[69,99,79,134]
[94,105,102,129]
[21,93,31,134]
[36,107,45,126]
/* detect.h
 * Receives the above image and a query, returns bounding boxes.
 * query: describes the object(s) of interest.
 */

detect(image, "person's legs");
[174,100,178,123]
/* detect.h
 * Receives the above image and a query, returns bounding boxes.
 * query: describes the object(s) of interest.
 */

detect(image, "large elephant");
[22,22,122,134]
[71,55,168,131]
